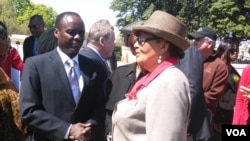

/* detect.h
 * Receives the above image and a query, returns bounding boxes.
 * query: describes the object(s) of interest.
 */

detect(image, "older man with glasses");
[23,14,45,62]
[188,26,229,141]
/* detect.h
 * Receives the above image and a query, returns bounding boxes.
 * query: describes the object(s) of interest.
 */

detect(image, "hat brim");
[133,26,190,51]
[188,33,205,39]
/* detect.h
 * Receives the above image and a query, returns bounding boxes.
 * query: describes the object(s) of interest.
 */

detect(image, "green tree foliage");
[110,0,250,40]
[110,0,183,29]
[0,0,57,35]
[209,0,250,39]
[178,0,214,32]
[17,4,57,28]
[12,0,31,16]
[0,0,17,33]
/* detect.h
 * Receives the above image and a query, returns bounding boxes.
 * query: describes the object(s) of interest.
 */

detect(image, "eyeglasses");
[137,36,160,45]
[229,49,238,54]
[28,24,41,30]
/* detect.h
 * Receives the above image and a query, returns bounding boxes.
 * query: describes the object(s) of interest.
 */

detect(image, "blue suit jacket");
[20,48,104,141]
[79,46,112,98]
[79,46,111,141]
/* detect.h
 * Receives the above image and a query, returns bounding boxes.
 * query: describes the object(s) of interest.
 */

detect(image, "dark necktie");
[67,60,80,105]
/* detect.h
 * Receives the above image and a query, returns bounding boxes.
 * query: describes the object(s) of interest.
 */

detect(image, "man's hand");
[69,123,91,141]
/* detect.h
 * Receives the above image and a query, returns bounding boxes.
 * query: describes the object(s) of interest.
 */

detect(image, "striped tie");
[67,60,80,105]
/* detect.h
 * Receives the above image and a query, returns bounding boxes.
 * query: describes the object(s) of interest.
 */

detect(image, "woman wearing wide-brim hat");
[111,10,191,141]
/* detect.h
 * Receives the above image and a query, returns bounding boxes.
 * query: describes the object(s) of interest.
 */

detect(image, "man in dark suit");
[23,14,45,62]
[79,19,115,141]
[79,19,115,97]
[177,45,213,141]
[20,12,104,141]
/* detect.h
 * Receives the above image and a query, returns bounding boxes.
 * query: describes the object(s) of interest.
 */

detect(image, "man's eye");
[78,31,85,37]
[67,30,84,37]
[67,30,77,36]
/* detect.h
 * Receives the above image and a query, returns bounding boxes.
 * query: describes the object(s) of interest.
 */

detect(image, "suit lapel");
[81,46,110,75]
[49,49,76,106]
[124,63,137,92]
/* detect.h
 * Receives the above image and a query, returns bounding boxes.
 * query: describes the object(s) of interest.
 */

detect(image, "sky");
[30,0,118,32]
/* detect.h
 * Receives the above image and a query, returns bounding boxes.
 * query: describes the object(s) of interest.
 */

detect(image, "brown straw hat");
[133,10,190,51]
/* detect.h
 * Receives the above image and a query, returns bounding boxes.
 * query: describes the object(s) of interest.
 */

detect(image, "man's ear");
[207,41,213,49]
[99,36,105,46]
[54,28,59,38]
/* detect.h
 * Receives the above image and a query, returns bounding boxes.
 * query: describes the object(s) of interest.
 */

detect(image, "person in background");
[112,10,191,141]
[0,22,27,140]
[177,44,213,141]
[79,19,115,141]
[79,19,115,100]
[215,40,240,123]
[188,26,228,141]
[209,39,240,140]
[0,21,23,79]
[36,28,57,54]
[105,32,147,140]
[23,14,45,62]
[0,68,27,141]
[79,19,115,78]
[233,64,250,125]
[20,11,104,141]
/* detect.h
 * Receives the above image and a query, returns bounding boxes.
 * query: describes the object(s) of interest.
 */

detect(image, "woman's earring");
[157,56,162,64]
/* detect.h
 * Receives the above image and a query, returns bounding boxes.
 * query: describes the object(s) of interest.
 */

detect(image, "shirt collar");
[57,47,79,65]
[87,45,105,62]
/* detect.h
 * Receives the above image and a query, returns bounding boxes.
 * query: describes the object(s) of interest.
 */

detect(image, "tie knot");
[67,59,75,68]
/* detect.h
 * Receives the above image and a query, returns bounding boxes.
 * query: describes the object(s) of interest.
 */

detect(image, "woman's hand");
[240,85,250,100]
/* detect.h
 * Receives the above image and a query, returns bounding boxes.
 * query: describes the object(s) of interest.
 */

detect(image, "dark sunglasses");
[137,36,160,45]
[229,48,238,54]
[28,24,41,30]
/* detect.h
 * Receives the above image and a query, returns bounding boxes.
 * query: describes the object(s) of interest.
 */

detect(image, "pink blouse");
[232,65,250,125]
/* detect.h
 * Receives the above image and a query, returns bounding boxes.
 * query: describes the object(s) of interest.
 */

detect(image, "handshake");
[69,123,92,141]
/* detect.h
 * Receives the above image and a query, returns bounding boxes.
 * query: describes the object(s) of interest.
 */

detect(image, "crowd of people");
[1,9,250,141]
